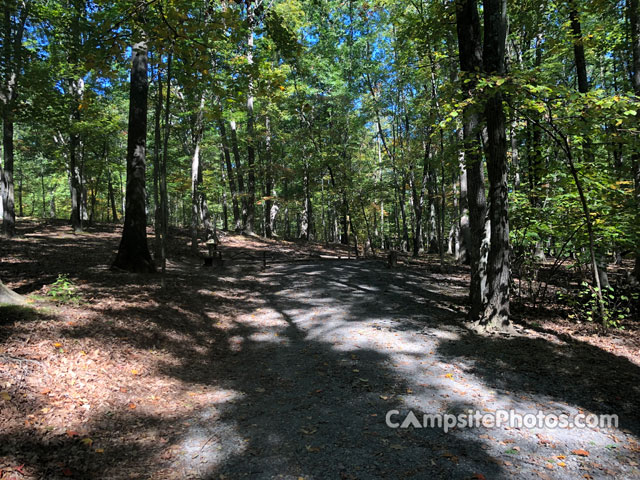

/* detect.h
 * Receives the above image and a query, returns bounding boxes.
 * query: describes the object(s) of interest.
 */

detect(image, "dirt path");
[159,261,639,479]
[1,223,639,479]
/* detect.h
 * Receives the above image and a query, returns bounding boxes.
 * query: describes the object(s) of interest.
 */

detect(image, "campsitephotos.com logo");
[385,409,619,433]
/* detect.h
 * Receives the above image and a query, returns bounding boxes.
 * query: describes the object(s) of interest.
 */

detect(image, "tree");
[112,37,155,273]
[1,0,30,237]
[478,0,510,330]
[455,0,488,322]
[0,279,24,305]
[629,0,640,280]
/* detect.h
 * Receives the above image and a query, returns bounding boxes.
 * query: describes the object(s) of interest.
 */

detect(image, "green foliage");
[48,275,81,304]
[557,283,638,329]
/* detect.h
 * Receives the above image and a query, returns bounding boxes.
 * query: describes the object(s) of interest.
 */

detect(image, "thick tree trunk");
[1,2,27,237]
[455,0,488,322]
[478,0,511,330]
[1,113,16,237]
[569,3,589,94]
[0,280,24,305]
[629,0,640,279]
[112,40,155,273]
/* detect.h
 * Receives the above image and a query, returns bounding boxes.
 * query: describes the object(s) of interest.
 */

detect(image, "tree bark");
[629,0,640,279]
[479,0,511,330]
[190,95,206,254]
[112,39,155,273]
[457,126,470,263]
[0,279,24,305]
[455,0,488,321]
[2,113,16,236]
[107,166,118,222]
[230,120,247,230]
[218,120,240,229]
[152,61,162,257]
[264,116,274,238]
[244,2,257,234]
[1,2,29,237]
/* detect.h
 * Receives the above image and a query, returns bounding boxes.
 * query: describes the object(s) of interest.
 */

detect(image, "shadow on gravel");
[436,330,640,438]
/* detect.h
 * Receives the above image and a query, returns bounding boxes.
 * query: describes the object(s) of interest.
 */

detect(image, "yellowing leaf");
[0,391,10,401]
[81,438,93,446]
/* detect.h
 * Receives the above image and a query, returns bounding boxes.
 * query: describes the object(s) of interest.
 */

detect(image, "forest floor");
[1,219,639,480]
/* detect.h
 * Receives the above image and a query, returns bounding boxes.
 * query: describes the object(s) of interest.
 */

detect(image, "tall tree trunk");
[1,114,15,236]
[112,39,155,273]
[41,164,46,217]
[300,160,312,240]
[244,2,256,234]
[569,3,589,94]
[49,184,57,218]
[67,2,85,232]
[264,116,274,238]
[457,127,470,263]
[190,95,205,254]
[629,0,640,279]
[410,142,429,257]
[220,156,229,231]
[152,61,162,257]
[107,166,118,222]
[230,120,247,230]
[455,0,488,321]
[1,2,28,237]
[480,0,511,330]
[218,120,240,229]
[69,80,84,233]
[158,50,173,274]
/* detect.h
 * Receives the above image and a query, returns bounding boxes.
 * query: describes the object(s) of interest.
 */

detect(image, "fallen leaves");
[0,391,10,401]
[572,449,590,457]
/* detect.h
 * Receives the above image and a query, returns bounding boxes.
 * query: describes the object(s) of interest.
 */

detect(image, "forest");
[1,0,639,479]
